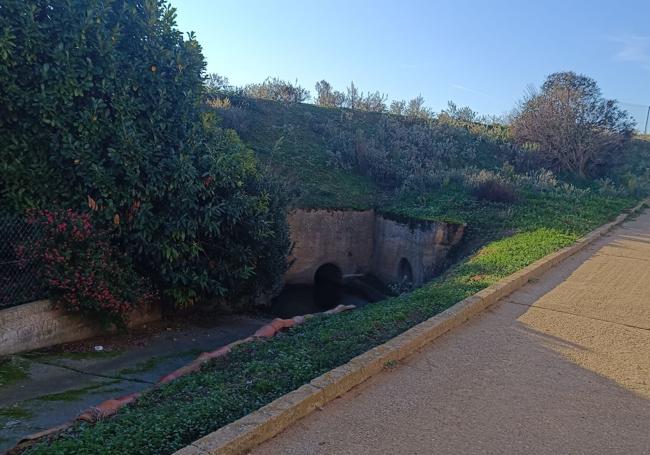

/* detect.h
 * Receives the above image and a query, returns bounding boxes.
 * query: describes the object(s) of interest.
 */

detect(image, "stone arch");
[397,257,413,284]
[313,263,343,309]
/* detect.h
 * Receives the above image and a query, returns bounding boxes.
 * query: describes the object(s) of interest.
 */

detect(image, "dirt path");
[253,211,650,455]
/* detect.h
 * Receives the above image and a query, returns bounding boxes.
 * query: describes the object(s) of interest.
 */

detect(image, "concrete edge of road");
[174,199,648,455]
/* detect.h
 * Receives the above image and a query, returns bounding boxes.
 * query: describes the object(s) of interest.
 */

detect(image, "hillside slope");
[216,98,382,209]
[213,98,638,249]
[214,98,514,211]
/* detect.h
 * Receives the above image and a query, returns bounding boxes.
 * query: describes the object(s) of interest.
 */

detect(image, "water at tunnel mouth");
[313,263,344,309]
[270,283,372,319]
[270,267,393,319]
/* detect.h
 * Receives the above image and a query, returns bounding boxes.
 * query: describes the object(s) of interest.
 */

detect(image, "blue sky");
[172,0,650,127]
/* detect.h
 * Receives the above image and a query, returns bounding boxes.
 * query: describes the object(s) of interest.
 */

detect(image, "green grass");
[0,357,30,389]
[26,192,638,455]
[218,99,384,210]
[386,186,635,244]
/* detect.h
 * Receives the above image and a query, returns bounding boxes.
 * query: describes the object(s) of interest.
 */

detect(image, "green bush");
[0,0,289,309]
[608,136,650,196]
[314,111,519,193]
[472,179,517,203]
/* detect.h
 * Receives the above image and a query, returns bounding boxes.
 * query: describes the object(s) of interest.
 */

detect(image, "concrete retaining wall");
[373,216,465,285]
[285,210,375,284]
[0,300,160,356]
[285,209,464,286]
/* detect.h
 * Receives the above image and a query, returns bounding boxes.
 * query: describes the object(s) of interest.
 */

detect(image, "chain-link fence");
[0,214,46,309]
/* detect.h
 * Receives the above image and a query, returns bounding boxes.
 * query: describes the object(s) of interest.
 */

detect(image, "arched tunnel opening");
[313,263,343,309]
[397,258,413,284]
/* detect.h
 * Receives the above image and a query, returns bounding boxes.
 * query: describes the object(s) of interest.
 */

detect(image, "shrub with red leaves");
[25,209,157,327]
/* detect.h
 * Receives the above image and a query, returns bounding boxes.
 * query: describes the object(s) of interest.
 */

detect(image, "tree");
[0,0,289,310]
[325,81,387,112]
[440,101,480,123]
[511,72,633,177]
[204,73,242,108]
[388,96,432,119]
[358,91,388,112]
[205,73,232,93]
[314,80,345,107]
[389,100,406,116]
[345,81,361,109]
[244,77,310,103]
[404,95,432,120]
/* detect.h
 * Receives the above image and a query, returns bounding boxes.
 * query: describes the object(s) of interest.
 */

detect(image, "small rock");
[94,345,104,352]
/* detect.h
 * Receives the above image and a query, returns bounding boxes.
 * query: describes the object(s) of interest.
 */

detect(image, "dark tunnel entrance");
[313,263,343,309]
[397,257,414,284]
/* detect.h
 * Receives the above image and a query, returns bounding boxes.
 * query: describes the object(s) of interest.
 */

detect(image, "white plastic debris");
[94,345,104,352]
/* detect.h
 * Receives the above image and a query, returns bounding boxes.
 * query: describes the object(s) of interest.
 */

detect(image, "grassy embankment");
[27,100,641,454]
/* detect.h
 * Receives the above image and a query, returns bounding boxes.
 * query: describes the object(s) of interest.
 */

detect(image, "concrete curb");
[175,200,647,455]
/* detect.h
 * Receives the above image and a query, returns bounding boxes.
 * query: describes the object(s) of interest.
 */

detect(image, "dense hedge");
[0,0,289,310]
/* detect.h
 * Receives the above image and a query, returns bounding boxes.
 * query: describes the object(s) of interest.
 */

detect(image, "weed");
[0,357,30,388]
[472,180,517,203]
[119,350,203,377]
[118,358,160,376]
[0,406,32,421]
[36,381,119,402]
[383,360,398,370]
